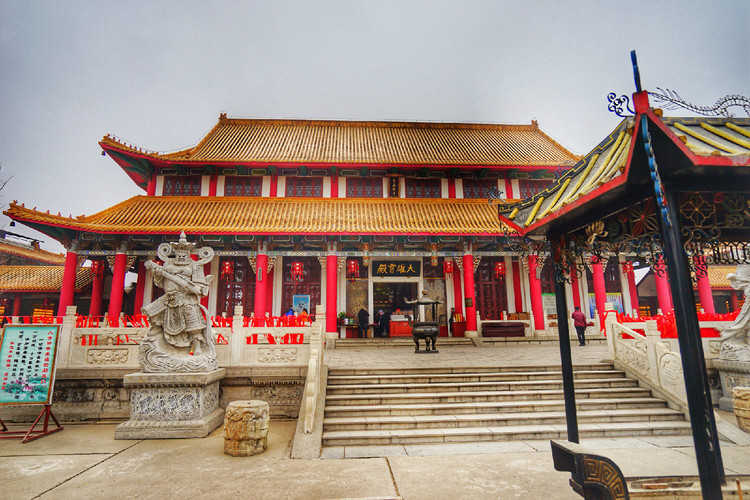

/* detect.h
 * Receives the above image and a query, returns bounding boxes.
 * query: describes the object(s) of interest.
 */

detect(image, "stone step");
[324,397,669,417]
[328,363,615,377]
[323,408,685,431]
[326,369,626,386]
[326,377,636,395]
[321,421,693,447]
[325,386,653,406]
[334,338,475,349]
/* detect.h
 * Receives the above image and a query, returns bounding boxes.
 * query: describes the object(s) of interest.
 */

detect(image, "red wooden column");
[208,174,218,196]
[269,175,278,197]
[57,243,79,316]
[448,178,456,198]
[451,262,464,318]
[131,260,147,314]
[512,259,523,313]
[146,175,156,196]
[730,291,740,312]
[623,261,640,317]
[326,243,338,334]
[108,244,128,319]
[653,257,673,312]
[265,266,274,316]
[694,256,715,314]
[89,260,105,317]
[254,244,268,320]
[570,272,582,310]
[528,255,545,330]
[13,293,22,316]
[330,175,338,198]
[462,247,478,334]
[591,256,607,324]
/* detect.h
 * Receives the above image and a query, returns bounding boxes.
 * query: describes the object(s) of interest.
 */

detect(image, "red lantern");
[494,261,506,279]
[347,259,359,279]
[221,260,234,280]
[90,260,104,279]
[291,261,304,283]
[443,261,454,275]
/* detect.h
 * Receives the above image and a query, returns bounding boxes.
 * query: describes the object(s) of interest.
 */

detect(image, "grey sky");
[1,1,748,253]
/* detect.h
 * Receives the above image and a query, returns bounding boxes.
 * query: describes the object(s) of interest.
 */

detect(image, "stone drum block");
[224,400,270,457]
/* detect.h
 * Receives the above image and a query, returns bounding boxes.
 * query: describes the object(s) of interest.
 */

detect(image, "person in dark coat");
[357,308,370,338]
[378,310,391,338]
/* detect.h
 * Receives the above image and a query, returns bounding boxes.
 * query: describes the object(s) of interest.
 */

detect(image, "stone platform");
[115,369,225,439]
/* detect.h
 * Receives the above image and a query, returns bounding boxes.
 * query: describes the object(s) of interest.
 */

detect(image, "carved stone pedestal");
[732,387,750,433]
[714,360,750,412]
[115,369,225,439]
[223,400,269,456]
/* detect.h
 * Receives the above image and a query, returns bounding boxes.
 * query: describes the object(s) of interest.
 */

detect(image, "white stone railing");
[54,306,321,371]
[603,304,730,406]
[303,325,324,433]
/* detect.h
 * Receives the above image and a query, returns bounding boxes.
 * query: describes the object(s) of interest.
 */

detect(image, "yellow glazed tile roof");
[502,118,634,229]
[706,265,739,289]
[664,118,750,156]
[0,266,92,292]
[6,196,516,236]
[101,115,579,167]
[0,240,65,265]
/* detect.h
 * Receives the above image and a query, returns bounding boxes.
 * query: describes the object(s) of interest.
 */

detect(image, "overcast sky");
[1,1,748,253]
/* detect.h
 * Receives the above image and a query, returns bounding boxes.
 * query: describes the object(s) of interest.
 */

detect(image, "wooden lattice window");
[405,178,441,198]
[163,176,201,196]
[281,257,321,315]
[518,179,553,199]
[224,176,262,197]
[462,179,497,199]
[474,257,508,320]
[285,177,323,197]
[346,177,383,198]
[216,257,256,317]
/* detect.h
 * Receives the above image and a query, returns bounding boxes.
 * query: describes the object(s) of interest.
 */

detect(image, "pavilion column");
[462,245,478,336]
[254,243,268,320]
[653,257,673,312]
[591,256,607,324]
[266,266,274,316]
[13,293,22,317]
[57,241,79,317]
[451,260,464,318]
[108,243,128,319]
[132,260,147,314]
[146,175,156,196]
[326,242,338,335]
[528,255,545,331]
[694,256,715,314]
[623,261,640,317]
[89,260,105,317]
[512,259,523,313]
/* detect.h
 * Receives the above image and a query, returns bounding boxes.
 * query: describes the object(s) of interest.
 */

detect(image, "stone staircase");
[321,363,691,449]
[333,337,475,349]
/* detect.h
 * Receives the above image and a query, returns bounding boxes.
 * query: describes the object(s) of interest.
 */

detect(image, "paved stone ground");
[1,344,748,499]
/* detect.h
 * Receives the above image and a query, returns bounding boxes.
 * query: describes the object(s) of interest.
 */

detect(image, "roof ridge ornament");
[648,87,750,118]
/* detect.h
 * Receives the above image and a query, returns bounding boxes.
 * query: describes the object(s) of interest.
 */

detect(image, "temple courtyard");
[2,344,749,499]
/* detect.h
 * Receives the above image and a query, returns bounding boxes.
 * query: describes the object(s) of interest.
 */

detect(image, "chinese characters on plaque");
[0,325,59,405]
[372,261,421,278]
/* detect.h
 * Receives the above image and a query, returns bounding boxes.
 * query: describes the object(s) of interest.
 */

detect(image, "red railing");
[615,310,738,338]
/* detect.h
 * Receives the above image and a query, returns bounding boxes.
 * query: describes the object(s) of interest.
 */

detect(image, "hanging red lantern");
[494,261,506,279]
[443,261,454,275]
[90,260,104,279]
[221,260,234,280]
[291,261,304,283]
[347,259,359,279]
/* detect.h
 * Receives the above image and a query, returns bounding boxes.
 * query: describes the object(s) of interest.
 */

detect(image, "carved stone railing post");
[56,305,78,369]
[230,305,244,366]
[644,320,661,384]
[604,303,617,359]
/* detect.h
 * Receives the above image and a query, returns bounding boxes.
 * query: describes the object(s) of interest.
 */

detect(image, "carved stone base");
[714,359,750,412]
[223,400,269,456]
[732,387,750,433]
[139,334,218,373]
[115,369,225,439]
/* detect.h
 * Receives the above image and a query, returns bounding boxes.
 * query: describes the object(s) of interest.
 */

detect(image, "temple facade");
[5,114,664,336]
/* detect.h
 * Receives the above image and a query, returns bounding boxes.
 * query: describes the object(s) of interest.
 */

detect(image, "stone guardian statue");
[139,232,217,372]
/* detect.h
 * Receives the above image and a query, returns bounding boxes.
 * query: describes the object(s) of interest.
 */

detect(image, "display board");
[0,325,60,405]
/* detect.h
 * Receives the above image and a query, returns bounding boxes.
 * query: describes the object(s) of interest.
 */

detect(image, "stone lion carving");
[139,232,217,373]
[720,264,750,362]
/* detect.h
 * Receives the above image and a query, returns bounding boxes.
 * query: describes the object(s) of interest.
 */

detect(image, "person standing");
[357,308,370,338]
[571,306,587,346]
